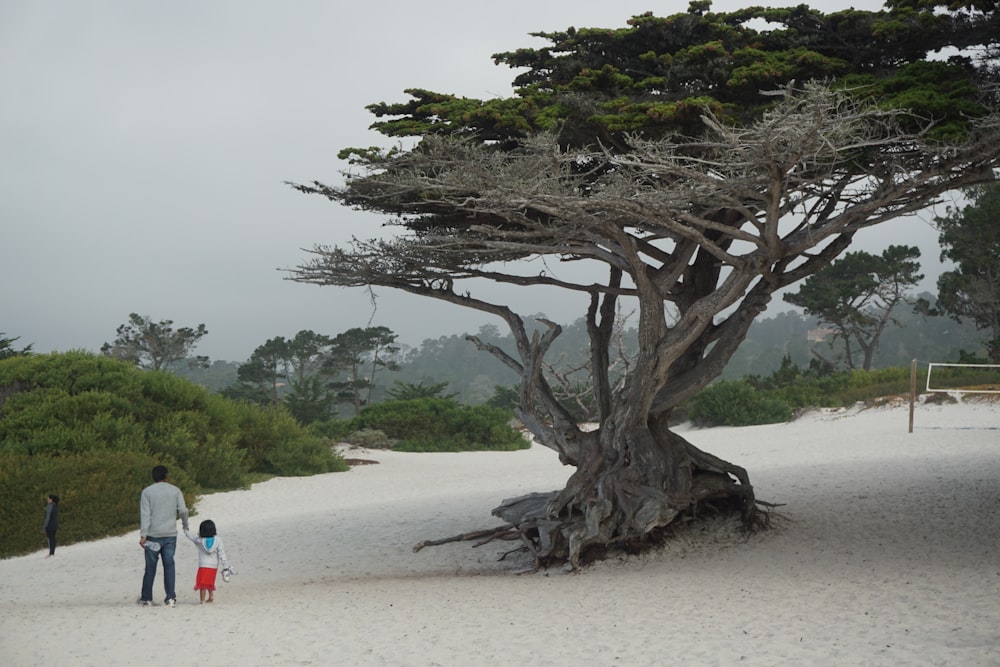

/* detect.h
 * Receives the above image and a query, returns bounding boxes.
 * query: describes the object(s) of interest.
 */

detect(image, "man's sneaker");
[165,598,176,608]
[141,600,152,607]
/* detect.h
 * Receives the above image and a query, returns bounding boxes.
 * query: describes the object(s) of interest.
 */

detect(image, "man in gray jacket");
[139,465,189,607]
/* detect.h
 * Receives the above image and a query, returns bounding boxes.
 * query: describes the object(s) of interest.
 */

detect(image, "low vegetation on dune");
[0,352,345,558]
[689,359,1000,427]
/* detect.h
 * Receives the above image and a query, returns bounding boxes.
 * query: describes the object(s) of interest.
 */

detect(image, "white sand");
[2,399,999,666]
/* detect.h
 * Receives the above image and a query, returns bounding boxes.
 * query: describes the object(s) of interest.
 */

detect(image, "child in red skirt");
[183,519,232,604]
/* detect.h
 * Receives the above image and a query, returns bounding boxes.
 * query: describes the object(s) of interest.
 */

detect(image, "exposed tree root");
[412,428,775,570]
[412,525,519,553]
[413,490,777,571]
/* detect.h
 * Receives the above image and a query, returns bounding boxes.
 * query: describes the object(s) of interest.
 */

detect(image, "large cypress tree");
[289,2,999,568]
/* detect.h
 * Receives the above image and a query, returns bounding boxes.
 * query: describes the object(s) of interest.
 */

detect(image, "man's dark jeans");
[141,536,177,603]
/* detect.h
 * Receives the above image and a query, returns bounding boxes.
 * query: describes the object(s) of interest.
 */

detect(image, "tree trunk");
[492,418,759,569]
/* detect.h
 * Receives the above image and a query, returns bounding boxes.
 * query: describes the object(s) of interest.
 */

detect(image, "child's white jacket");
[183,529,230,570]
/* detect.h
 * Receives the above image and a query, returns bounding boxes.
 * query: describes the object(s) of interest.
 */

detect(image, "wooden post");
[909,358,917,433]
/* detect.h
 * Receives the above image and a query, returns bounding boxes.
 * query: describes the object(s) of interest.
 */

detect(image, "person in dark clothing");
[42,494,59,557]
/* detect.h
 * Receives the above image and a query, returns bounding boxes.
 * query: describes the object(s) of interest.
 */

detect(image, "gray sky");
[2,0,948,362]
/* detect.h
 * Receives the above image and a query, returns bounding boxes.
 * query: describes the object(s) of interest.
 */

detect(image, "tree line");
[91,285,993,423]
[8,180,994,427]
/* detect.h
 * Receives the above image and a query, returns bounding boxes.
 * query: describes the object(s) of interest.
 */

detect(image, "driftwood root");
[412,525,518,553]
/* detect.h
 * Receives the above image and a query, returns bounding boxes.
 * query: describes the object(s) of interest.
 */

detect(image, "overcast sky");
[2,0,950,362]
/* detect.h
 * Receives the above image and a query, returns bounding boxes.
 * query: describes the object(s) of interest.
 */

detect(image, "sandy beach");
[2,399,998,666]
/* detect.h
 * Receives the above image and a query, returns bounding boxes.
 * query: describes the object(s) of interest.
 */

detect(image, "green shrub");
[0,352,349,556]
[0,450,198,559]
[688,362,994,425]
[837,379,913,404]
[266,436,346,476]
[690,380,793,427]
[350,398,529,452]
[733,358,950,411]
[227,402,304,472]
[346,428,395,449]
[772,380,831,409]
[0,388,145,455]
[308,418,353,441]
[352,398,449,439]
[188,435,247,490]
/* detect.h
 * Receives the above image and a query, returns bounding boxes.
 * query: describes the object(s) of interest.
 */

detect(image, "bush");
[223,402,299,472]
[688,362,993,425]
[308,418,353,441]
[0,450,198,559]
[346,428,395,449]
[689,380,793,427]
[189,435,248,490]
[350,398,529,452]
[351,398,449,439]
[772,380,831,409]
[734,358,943,412]
[266,436,346,477]
[0,352,348,557]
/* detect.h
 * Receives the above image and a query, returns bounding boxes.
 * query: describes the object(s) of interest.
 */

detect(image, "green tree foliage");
[283,330,338,423]
[233,336,291,404]
[227,327,401,422]
[484,384,520,411]
[101,313,210,371]
[229,331,338,417]
[284,374,334,424]
[0,352,344,558]
[357,2,996,145]
[385,380,455,401]
[0,332,33,360]
[933,184,1000,361]
[328,326,401,416]
[783,245,924,370]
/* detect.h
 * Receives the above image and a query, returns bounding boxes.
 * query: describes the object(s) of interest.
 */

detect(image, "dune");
[1,399,998,666]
